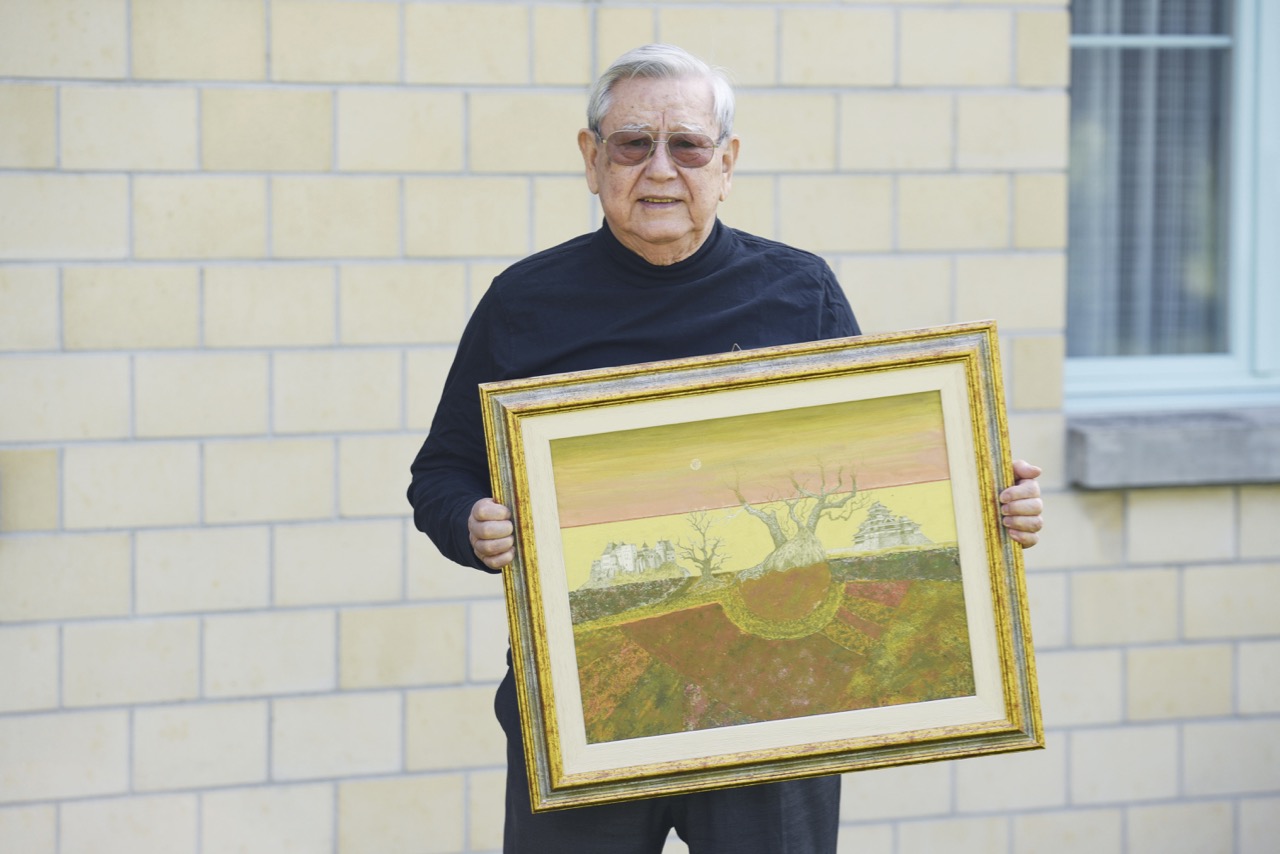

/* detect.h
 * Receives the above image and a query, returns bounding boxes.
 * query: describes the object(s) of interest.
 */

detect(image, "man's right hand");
[469,497,515,569]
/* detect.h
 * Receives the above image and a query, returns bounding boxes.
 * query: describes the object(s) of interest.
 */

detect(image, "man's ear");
[719,135,740,202]
[578,129,602,195]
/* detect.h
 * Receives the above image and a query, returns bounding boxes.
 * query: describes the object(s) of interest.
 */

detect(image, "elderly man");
[409,43,1044,854]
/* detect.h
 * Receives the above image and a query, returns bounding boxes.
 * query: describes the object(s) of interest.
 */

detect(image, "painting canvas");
[557,391,974,743]
[482,322,1042,811]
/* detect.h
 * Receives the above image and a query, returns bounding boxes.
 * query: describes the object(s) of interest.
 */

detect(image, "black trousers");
[495,667,841,854]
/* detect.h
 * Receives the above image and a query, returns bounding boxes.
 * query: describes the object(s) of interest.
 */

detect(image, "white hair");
[587,44,735,142]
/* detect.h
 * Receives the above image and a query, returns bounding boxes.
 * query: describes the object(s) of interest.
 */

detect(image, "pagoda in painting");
[852,502,932,552]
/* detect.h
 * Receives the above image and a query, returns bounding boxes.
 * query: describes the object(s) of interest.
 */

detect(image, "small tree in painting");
[677,510,729,581]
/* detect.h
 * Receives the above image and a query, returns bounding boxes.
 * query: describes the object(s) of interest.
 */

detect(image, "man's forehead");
[615,119,709,133]
[603,77,716,131]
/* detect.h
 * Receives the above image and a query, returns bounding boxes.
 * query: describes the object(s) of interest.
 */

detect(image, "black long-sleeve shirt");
[407,219,860,572]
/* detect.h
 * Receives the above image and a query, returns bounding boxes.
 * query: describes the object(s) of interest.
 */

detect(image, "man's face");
[578,76,738,266]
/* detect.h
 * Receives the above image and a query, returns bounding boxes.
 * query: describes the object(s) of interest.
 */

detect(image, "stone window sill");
[1066,407,1280,489]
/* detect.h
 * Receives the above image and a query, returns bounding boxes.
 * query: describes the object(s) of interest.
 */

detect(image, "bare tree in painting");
[732,461,863,574]
[677,510,729,582]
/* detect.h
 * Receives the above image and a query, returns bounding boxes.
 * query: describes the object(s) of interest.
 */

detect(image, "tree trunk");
[760,528,826,574]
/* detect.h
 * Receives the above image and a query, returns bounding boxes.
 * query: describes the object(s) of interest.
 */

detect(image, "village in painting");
[549,391,977,745]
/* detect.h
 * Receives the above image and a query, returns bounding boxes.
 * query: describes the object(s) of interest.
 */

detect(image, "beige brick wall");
[1,2,1275,853]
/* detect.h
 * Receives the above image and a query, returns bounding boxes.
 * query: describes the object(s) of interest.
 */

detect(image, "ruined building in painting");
[586,540,682,587]
[853,502,932,552]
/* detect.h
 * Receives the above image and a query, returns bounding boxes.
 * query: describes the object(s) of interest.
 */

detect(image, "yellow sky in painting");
[549,391,948,529]
[559,480,958,591]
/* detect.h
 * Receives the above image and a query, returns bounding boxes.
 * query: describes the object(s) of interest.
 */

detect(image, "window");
[1065,0,1279,412]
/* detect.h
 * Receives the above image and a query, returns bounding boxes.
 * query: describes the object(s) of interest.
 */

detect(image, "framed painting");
[480,321,1043,812]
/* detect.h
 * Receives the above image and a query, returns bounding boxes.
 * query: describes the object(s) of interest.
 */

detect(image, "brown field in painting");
[570,548,975,744]
[738,563,831,621]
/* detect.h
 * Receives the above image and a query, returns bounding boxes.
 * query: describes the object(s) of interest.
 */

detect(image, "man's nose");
[644,139,679,177]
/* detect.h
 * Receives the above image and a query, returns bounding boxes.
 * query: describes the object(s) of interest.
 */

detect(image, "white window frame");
[1065,0,1280,413]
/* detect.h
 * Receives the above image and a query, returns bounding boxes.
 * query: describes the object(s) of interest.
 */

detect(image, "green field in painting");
[570,547,975,744]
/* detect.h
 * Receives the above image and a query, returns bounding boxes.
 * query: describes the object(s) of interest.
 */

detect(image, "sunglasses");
[599,130,721,169]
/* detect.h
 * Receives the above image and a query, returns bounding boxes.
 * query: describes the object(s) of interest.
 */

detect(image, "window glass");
[1066,1,1233,358]
[1072,0,1229,37]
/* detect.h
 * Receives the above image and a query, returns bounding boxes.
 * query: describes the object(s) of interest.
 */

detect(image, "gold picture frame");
[480,321,1042,812]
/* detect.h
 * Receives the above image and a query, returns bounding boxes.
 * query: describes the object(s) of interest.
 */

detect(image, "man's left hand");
[1000,459,1044,548]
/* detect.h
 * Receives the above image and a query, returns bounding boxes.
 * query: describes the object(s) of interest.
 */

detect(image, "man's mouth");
[640,197,679,204]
